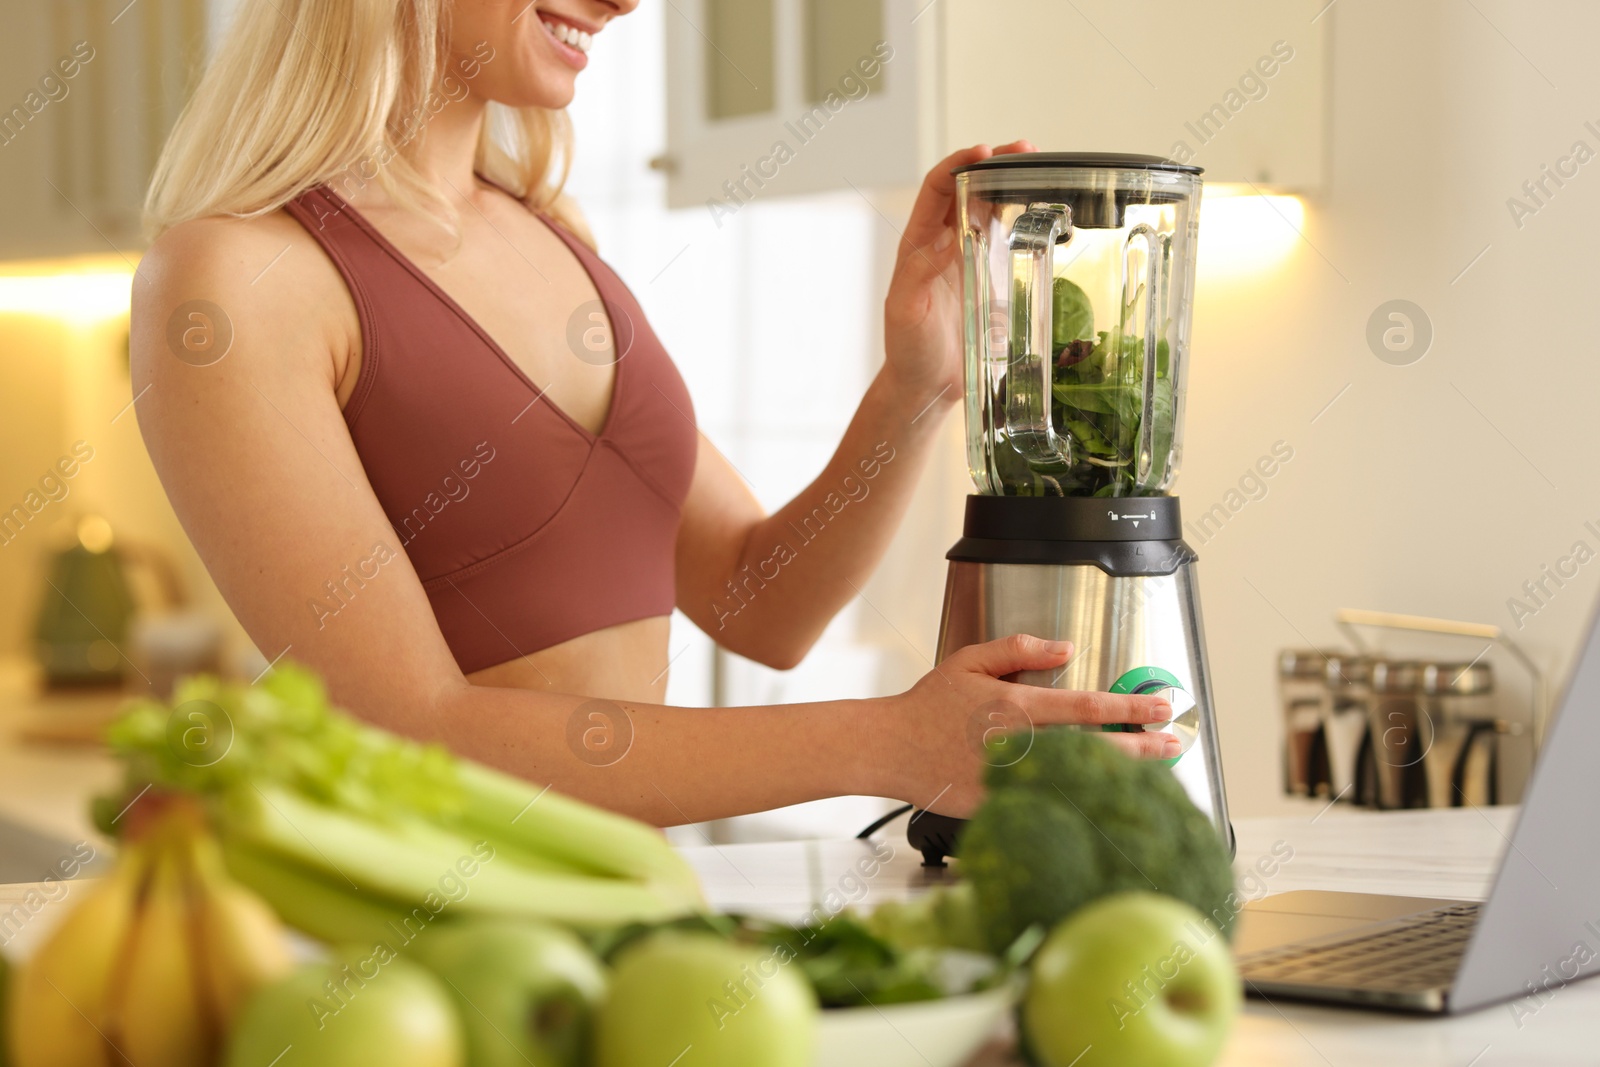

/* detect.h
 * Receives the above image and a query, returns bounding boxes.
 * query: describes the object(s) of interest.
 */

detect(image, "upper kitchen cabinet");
[659,0,1327,210]
[660,0,935,212]
[0,0,208,261]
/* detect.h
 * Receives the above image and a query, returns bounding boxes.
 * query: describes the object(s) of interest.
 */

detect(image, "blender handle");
[1125,224,1163,487]
[1005,203,1073,470]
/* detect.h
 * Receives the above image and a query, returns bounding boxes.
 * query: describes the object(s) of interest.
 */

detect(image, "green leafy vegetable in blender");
[994,278,1176,498]
[1051,276,1096,350]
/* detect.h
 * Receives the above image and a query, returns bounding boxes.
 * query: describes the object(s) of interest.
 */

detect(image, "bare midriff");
[465,615,672,703]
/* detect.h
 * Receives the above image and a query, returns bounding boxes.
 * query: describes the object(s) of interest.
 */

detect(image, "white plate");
[812,983,1016,1067]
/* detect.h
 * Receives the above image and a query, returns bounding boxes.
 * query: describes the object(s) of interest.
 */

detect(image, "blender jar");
[954,154,1202,498]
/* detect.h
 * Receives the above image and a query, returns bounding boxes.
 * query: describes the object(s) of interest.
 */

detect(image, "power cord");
[854,802,914,839]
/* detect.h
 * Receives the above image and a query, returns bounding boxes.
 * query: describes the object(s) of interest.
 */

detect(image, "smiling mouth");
[540,15,595,54]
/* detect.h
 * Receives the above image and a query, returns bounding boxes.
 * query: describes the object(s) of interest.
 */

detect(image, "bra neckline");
[315,181,625,444]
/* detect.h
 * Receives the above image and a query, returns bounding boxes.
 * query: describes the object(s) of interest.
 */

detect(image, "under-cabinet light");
[1199,188,1306,279]
[0,256,135,323]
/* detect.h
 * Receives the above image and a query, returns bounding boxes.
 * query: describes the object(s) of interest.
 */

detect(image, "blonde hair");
[144,0,592,246]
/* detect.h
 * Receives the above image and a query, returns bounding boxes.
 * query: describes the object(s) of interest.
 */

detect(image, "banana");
[11,804,294,1067]
[108,830,212,1067]
[8,841,149,1067]
[187,829,292,1029]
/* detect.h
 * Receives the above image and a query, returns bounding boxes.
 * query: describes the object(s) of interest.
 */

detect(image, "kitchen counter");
[0,657,122,844]
[678,805,1596,1067]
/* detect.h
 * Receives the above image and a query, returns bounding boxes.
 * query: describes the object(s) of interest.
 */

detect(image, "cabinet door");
[0,0,206,261]
[940,0,1328,190]
[660,0,935,211]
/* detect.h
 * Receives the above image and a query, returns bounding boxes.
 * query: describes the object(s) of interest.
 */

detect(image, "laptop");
[1234,601,1600,1014]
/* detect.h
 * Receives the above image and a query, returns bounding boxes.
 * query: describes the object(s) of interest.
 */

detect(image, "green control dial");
[1104,666,1198,766]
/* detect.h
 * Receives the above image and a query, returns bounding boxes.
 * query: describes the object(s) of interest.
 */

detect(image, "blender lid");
[952,151,1203,176]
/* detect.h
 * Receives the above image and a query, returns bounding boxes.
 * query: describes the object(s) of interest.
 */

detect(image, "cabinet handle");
[648,154,679,175]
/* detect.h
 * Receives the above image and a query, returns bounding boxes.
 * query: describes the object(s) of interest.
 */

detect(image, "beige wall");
[0,278,243,668]
[0,314,68,653]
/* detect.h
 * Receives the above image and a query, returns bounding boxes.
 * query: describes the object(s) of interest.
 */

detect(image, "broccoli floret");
[859,882,989,954]
[960,729,1236,953]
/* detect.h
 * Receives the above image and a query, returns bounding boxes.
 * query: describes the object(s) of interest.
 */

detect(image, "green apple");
[595,931,816,1067]
[225,944,463,1067]
[407,919,607,1067]
[1024,892,1239,1067]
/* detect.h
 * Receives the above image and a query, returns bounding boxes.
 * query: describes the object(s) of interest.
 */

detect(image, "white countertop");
[679,805,1600,1067]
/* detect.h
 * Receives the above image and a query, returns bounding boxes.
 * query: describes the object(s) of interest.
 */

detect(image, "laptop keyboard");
[1239,902,1481,991]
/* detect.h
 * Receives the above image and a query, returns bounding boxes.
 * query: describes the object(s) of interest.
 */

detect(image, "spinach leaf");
[990,282,1178,498]
[1051,276,1095,349]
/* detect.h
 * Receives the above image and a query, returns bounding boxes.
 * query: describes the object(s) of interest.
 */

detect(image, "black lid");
[953,151,1203,176]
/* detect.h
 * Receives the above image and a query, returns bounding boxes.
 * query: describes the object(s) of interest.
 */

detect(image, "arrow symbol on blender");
[1132,521,1141,527]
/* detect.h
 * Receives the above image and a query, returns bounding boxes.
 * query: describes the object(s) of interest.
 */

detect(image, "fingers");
[896,145,988,262]
[948,633,1073,678]
[897,140,1039,270]
[1102,729,1184,761]
[1017,685,1173,728]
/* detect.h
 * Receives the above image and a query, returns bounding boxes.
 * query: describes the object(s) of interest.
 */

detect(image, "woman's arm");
[675,143,1032,669]
[670,374,944,670]
[131,200,1166,828]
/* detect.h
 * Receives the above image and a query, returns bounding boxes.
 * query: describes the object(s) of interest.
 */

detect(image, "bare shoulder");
[131,209,356,391]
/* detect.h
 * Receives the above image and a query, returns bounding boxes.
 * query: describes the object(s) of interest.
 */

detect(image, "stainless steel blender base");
[936,557,1234,851]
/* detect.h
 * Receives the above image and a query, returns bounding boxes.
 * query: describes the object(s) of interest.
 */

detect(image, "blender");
[910,153,1233,866]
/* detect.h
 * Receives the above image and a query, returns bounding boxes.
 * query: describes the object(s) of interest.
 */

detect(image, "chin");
[481,71,577,111]
[476,83,579,111]
[533,78,578,110]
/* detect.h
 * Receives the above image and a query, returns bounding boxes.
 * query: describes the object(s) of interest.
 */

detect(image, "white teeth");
[540,18,594,53]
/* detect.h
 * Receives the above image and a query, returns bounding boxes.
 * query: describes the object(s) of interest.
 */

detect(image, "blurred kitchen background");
[2,0,1597,853]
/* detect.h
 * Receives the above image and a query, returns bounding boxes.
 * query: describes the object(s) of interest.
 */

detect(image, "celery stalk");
[452,761,702,895]
[99,663,708,934]
[231,785,698,928]
[220,838,415,946]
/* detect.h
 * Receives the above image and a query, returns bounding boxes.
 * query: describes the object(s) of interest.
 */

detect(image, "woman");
[130,0,1177,826]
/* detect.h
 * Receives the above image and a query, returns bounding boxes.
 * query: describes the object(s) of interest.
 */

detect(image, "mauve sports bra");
[282,182,698,674]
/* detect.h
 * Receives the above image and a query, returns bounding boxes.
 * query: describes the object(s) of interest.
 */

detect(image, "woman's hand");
[880,140,1036,412]
[879,634,1178,817]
